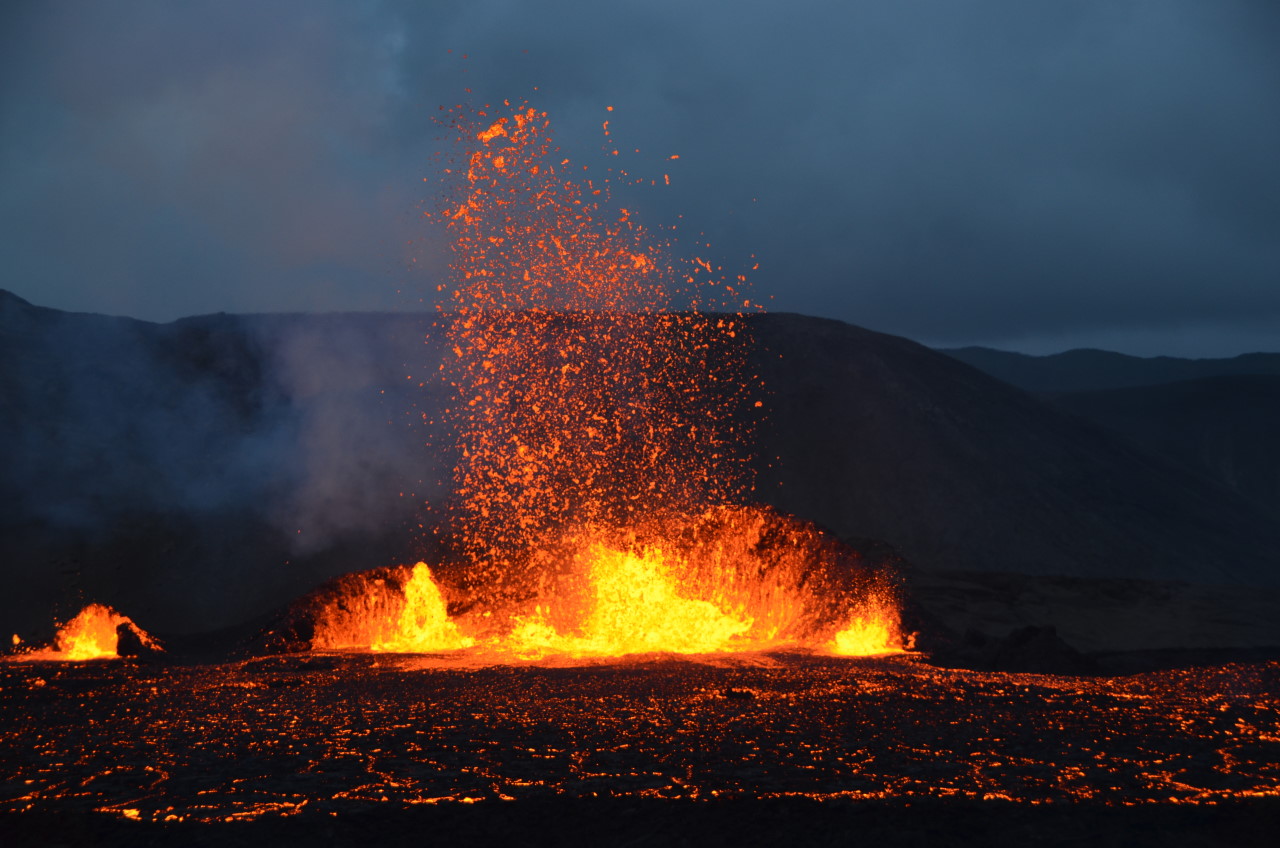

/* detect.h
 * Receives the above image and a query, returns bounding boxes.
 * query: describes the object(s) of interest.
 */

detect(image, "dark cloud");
[2,0,1277,355]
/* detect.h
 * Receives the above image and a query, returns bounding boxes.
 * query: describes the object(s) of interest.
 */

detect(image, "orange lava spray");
[308,99,904,659]
[427,101,758,598]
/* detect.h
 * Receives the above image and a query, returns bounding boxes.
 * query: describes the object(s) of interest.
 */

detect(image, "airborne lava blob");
[313,100,905,659]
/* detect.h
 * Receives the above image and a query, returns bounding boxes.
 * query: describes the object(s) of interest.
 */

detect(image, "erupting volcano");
[307,101,904,660]
[4,98,1279,844]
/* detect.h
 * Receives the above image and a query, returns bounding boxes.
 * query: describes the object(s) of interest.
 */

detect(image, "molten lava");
[317,99,906,661]
[311,564,473,653]
[508,543,755,657]
[308,507,905,659]
[427,100,758,589]
[12,604,158,661]
[832,594,902,657]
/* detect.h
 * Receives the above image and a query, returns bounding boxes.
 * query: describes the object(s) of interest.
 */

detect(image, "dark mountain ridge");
[3,290,1277,641]
[754,316,1276,586]
[942,345,1280,393]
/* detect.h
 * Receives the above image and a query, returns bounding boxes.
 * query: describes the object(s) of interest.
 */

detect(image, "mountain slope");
[3,291,1278,640]
[1048,375,1280,518]
[753,316,1278,586]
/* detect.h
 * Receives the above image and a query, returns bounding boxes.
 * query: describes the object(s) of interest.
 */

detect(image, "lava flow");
[4,654,1278,826]
[308,99,905,660]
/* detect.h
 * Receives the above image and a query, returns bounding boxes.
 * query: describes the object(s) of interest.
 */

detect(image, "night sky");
[2,1,1277,356]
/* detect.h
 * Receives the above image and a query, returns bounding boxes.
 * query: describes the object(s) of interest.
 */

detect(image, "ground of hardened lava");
[2,653,1277,846]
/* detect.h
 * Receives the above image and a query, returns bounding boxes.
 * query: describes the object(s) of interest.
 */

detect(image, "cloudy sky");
[2,0,1277,356]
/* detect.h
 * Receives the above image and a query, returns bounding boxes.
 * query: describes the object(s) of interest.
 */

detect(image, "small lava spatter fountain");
[11,604,160,662]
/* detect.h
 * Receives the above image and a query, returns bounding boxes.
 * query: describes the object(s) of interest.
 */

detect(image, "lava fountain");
[310,100,904,660]
[11,604,160,662]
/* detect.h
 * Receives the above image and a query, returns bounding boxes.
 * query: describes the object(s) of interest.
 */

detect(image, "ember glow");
[12,604,158,662]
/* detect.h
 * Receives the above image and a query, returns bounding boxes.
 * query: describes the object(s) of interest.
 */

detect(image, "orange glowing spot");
[477,119,508,143]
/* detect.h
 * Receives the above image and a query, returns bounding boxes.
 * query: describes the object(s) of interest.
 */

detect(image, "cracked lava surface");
[2,653,1276,824]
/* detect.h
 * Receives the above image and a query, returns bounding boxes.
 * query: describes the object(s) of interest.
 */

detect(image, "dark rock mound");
[251,565,417,655]
[114,621,164,660]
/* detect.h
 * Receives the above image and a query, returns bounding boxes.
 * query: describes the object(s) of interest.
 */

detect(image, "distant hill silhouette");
[3,290,1278,641]
[941,346,1280,393]
[753,316,1277,588]
[940,342,1280,519]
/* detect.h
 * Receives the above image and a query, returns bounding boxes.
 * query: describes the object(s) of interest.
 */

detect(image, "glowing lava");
[312,564,473,653]
[372,563,475,653]
[504,543,755,658]
[12,604,159,661]
[832,594,903,657]
[308,508,905,658]
[315,99,907,661]
[428,100,758,595]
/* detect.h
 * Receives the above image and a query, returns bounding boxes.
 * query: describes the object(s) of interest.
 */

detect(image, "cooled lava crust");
[2,651,1277,847]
